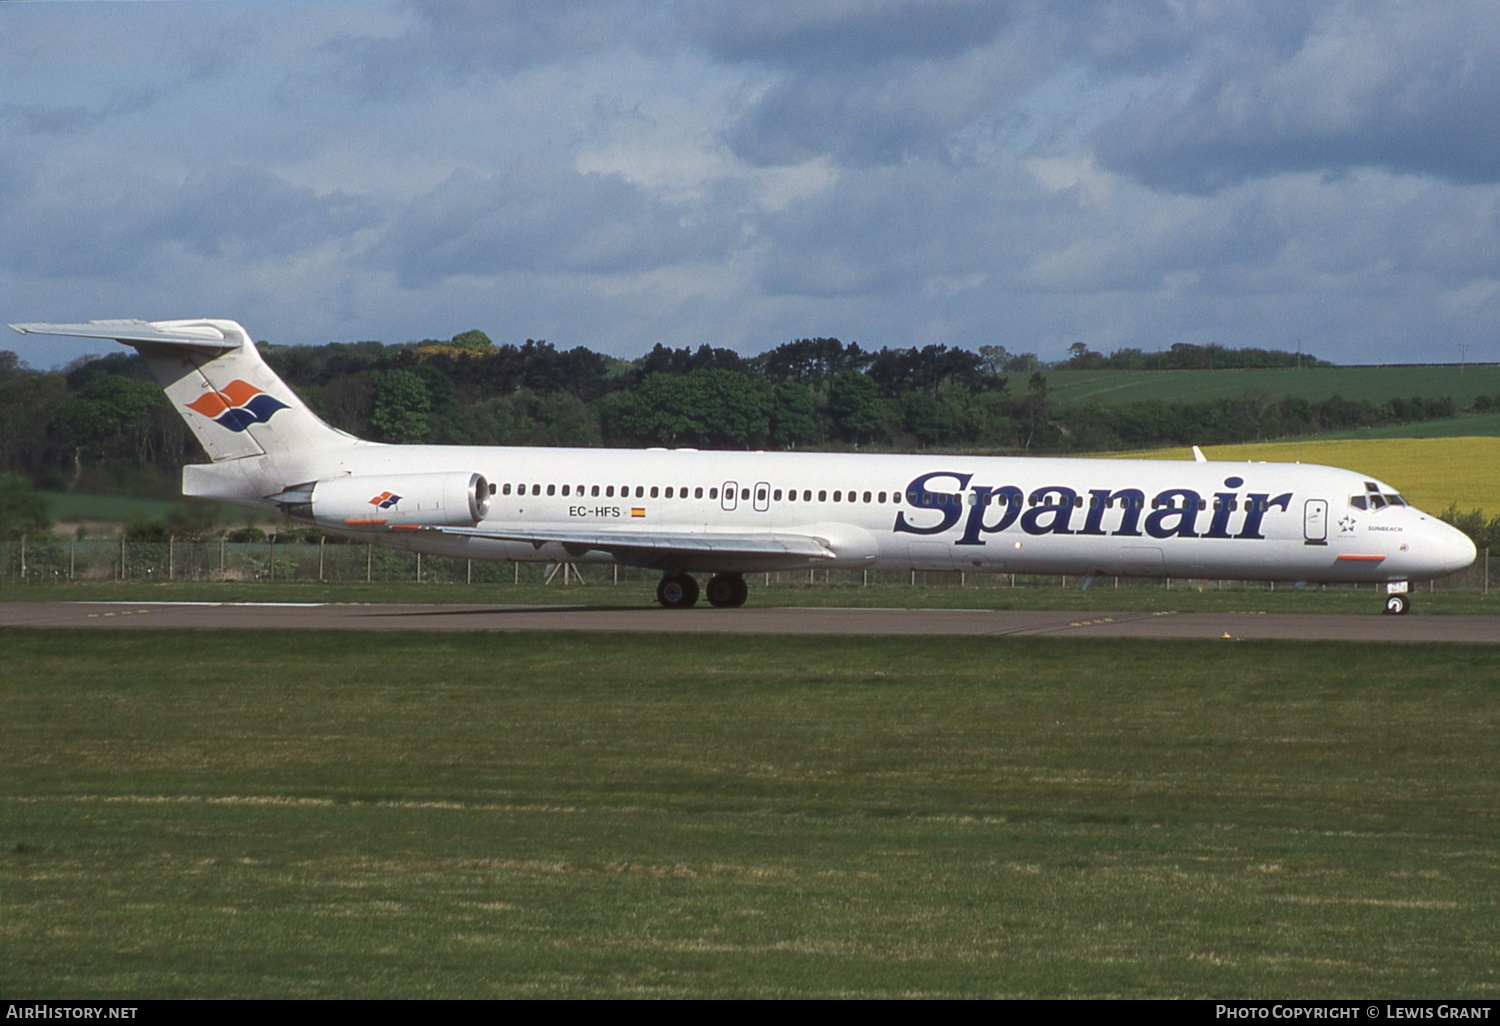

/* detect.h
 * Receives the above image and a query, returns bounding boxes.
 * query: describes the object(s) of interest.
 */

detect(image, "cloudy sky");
[4,0,1499,368]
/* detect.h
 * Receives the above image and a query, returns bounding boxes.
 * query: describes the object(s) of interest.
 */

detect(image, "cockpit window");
[1352,481,1407,510]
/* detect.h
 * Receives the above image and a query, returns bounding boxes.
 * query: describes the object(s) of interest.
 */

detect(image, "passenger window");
[863,491,872,503]
[833,490,842,502]
[757,488,768,502]
[635,486,644,498]
[650,486,659,498]
[773,489,782,501]
[710,487,718,500]
[503,483,512,496]
[664,487,674,499]
[741,488,750,500]
[819,490,827,502]
[695,487,704,499]
[561,485,570,496]
[878,491,887,503]
[804,490,812,501]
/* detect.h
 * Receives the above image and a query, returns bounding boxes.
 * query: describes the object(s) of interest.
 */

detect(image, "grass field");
[4,630,1498,998]
[1296,412,1500,440]
[1045,365,1500,409]
[1114,436,1500,515]
[3,578,1498,615]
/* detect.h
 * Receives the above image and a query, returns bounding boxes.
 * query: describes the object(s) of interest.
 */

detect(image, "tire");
[1383,593,1410,616]
[706,573,748,608]
[656,574,699,609]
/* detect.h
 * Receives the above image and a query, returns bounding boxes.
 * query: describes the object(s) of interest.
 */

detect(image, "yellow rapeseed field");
[1109,437,1500,515]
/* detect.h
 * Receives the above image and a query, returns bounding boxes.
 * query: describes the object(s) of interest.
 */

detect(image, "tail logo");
[369,491,402,509]
[185,380,290,432]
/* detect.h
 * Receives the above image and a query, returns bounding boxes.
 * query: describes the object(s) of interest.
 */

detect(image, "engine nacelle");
[275,472,491,528]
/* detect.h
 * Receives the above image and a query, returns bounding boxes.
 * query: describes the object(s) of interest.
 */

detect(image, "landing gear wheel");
[706,573,749,608]
[1383,593,1410,616]
[656,574,699,609]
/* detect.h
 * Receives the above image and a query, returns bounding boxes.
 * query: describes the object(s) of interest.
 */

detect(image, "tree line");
[1,334,1496,543]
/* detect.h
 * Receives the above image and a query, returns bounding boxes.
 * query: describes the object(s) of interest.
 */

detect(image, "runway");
[2,601,1497,642]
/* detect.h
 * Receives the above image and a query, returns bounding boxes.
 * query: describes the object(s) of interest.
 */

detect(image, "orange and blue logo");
[369,491,402,509]
[185,380,290,432]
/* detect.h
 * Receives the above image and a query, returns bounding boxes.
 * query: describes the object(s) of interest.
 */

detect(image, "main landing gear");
[655,572,748,609]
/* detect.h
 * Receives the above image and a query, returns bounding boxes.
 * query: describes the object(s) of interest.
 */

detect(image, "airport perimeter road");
[2,602,1498,642]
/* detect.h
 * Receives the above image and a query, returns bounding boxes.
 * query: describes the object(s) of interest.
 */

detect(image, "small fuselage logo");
[185,380,290,432]
[369,491,402,510]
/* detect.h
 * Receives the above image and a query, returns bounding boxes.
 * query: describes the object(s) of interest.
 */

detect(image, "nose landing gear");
[1383,592,1410,615]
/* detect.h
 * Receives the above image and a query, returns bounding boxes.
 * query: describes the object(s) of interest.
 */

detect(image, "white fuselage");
[194,441,1477,584]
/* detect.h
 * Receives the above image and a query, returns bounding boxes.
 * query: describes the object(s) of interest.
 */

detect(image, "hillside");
[1045,364,1500,409]
[1108,436,1500,515]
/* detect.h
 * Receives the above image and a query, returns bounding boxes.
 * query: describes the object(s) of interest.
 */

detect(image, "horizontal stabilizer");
[9,319,242,351]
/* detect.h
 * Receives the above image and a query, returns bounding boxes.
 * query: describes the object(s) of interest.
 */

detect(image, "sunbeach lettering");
[893,471,1292,545]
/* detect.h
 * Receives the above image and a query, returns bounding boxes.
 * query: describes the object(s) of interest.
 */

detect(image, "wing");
[430,522,834,565]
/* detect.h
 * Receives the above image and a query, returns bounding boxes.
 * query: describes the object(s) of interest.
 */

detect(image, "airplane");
[10,318,1478,615]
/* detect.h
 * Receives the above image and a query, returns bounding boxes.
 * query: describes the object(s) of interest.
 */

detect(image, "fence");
[1,534,1492,594]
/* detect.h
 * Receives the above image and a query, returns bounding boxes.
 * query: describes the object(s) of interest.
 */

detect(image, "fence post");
[168,536,174,580]
[366,544,373,583]
[268,533,275,582]
[319,537,326,582]
[120,534,126,580]
[19,533,25,584]
[69,538,75,580]
[415,551,422,583]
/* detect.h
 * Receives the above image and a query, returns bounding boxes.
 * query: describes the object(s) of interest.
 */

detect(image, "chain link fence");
[1,534,1492,593]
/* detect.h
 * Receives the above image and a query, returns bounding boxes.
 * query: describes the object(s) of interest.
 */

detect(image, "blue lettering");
[1145,488,1203,539]
[957,485,1024,545]
[894,472,974,536]
[1020,487,1078,536]
[1236,491,1292,540]
[1080,488,1145,537]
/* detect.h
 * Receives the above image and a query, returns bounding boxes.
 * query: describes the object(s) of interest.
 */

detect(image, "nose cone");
[1432,519,1478,575]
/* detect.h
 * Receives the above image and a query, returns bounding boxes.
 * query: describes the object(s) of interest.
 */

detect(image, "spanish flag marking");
[631,507,646,518]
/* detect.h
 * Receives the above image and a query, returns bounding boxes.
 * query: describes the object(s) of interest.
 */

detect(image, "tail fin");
[9,318,357,462]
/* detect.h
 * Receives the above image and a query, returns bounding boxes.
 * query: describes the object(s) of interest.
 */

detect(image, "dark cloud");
[0,166,377,278]
[1092,2,1500,192]
[327,0,661,101]
[680,0,1015,68]
[372,166,741,286]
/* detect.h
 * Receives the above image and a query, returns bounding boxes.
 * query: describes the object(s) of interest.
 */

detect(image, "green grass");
[4,631,1498,998]
[1283,412,1500,441]
[39,491,177,523]
[1045,365,1500,409]
[5,577,1499,615]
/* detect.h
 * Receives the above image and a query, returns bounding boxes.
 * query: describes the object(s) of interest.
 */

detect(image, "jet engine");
[272,472,491,528]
